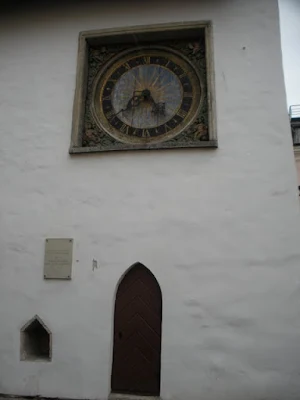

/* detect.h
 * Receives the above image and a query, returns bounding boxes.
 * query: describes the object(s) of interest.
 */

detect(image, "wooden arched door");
[111,263,162,396]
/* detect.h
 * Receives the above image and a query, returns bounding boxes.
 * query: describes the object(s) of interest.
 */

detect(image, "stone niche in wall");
[20,315,52,361]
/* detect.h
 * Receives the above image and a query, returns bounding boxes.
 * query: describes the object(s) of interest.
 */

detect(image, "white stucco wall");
[1,1,300,399]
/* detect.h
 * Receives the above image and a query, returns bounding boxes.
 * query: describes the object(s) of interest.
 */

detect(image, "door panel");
[111,263,162,396]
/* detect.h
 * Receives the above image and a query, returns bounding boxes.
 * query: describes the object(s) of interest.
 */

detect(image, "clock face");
[92,47,202,145]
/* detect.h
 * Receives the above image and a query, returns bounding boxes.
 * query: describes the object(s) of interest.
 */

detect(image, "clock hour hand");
[114,89,165,117]
[137,89,166,117]
[133,89,166,117]
[114,94,142,117]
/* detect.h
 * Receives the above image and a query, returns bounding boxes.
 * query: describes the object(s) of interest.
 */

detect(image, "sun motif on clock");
[91,47,203,145]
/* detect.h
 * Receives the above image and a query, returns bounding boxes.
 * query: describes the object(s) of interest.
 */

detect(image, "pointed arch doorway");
[111,263,162,396]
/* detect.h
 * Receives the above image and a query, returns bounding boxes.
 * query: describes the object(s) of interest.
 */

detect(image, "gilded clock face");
[92,47,202,145]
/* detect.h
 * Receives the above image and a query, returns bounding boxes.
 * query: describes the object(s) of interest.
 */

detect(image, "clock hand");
[113,89,164,117]
[136,88,166,116]
[114,94,142,117]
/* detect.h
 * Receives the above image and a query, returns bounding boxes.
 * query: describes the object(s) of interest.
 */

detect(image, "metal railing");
[289,105,300,145]
[289,104,300,120]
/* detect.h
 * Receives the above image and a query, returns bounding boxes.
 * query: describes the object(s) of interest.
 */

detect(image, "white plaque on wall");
[44,238,73,280]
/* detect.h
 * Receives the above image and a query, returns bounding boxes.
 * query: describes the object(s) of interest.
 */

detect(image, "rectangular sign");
[44,238,73,279]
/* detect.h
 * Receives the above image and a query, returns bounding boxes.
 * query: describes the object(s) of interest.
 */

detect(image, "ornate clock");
[91,47,202,145]
[70,23,217,153]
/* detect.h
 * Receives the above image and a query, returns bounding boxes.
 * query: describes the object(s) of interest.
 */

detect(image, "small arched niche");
[20,315,51,361]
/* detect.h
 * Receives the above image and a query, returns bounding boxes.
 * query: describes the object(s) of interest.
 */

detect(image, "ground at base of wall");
[0,395,160,400]
[109,394,160,400]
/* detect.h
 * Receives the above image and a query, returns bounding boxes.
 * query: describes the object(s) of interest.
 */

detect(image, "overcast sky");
[279,0,300,108]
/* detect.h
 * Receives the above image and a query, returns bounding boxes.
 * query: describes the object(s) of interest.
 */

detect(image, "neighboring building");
[290,105,300,194]
[1,1,300,400]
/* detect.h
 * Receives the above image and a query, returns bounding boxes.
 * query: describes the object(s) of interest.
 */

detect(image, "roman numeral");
[143,56,151,65]
[105,109,115,120]
[164,124,172,132]
[120,124,130,135]
[177,109,187,118]
[103,95,111,101]
[142,129,151,137]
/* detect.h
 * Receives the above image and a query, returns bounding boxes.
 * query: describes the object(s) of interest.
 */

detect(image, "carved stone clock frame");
[69,21,217,154]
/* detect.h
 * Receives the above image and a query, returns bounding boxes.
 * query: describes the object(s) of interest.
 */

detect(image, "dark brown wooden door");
[111,263,162,396]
